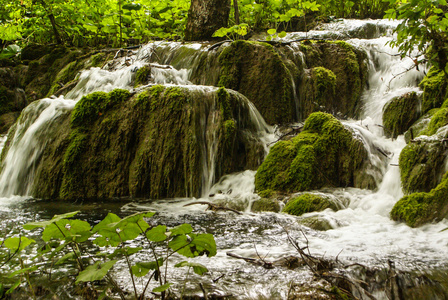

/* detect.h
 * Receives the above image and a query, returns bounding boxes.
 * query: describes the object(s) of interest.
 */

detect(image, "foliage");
[384,0,448,71]
[0,0,190,47]
[0,210,216,299]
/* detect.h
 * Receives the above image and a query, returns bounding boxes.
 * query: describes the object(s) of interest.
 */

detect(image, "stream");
[2,19,448,299]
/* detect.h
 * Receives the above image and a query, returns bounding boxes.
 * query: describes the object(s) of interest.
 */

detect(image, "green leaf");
[24,211,80,230]
[153,283,172,293]
[123,3,142,10]
[267,28,276,35]
[146,225,168,242]
[4,236,35,251]
[278,31,287,38]
[92,213,121,233]
[174,261,208,275]
[170,233,216,258]
[170,223,192,236]
[75,260,117,284]
[8,265,38,278]
[131,259,163,277]
[56,251,80,265]
[41,219,91,242]
[108,246,142,259]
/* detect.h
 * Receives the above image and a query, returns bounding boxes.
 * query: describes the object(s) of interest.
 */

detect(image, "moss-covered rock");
[29,86,267,200]
[404,108,439,143]
[419,108,448,136]
[300,67,337,116]
[383,92,421,139]
[251,197,281,212]
[298,41,368,119]
[391,173,448,227]
[399,137,448,194]
[283,193,343,216]
[298,215,336,231]
[419,66,448,113]
[218,40,296,125]
[255,112,373,193]
[134,65,151,87]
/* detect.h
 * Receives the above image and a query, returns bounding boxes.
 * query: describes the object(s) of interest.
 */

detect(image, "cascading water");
[2,19,448,299]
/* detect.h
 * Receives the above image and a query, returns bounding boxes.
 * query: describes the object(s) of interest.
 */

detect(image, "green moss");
[299,41,367,119]
[134,65,151,87]
[90,53,107,67]
[283,193,339,216]
[217,87,231,120]
[251,198,281,212]
[71,91,108,128]
[255,112,369,193]
[218,40,295,124]
[71,89,131,128]
[419,66,448,113]
[383,92,421,138]
[313,67,336,103]
[420,107,448,136]
[399,138,448,194]
[391,173,448,227]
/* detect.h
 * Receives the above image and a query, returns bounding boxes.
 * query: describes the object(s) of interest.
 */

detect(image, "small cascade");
[0,98,75,196]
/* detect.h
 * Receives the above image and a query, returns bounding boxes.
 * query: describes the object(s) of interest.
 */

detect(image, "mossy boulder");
[26,86,267,200]
[419,66,448,113]
[134,65,151,87]
[283,193,343,216]
[255,112,373,194]
[383,92,421,139]
[419,107,448,136]
[20,44,52,61]
[218,40,296,125]
[391,173,448,227]
[298,41,368,119]
[299,67,337,116]
[298,215,336,231]
[404,109,438,143]
[399,137,448,194]
[251,197,281,212]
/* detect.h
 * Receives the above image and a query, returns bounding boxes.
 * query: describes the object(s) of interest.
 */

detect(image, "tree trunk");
[184,0,231,41]
[48,13,63,44]
[233,0,240,25]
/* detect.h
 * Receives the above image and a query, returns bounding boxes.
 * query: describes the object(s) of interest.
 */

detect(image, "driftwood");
[183,201,242,214]
[226,252,274,269]
[258,37,330,46]
[208,40,233,51]
[53,80,79,97]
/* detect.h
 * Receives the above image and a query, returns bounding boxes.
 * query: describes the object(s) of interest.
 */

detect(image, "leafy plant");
[213,23,249,40]
[384,0,448,72]
[1,210,216,299]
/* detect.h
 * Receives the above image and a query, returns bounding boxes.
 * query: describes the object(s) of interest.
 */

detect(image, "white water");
[1,19,448,299]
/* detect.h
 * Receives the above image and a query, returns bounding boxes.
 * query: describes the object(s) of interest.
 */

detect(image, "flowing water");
[1,19,448,299]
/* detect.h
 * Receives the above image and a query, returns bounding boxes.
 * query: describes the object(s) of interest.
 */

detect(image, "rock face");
[419,67,448,114]
[184,0,230,41]
[383,92,421,139]
[255,112,373,194]
[218,41,296,125]
[391,174,448,227]
[298,41,368,119]
[9,86,268,200]
[0,44,110,133]
[399,138,448,194]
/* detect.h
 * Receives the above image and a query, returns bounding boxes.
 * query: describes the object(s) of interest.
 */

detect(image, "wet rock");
[383,92,421,139]
[283,192,345,216]
[255,112,375,194]
[399,134,448,194]
[298,41,368,120]
[298,215,337,231]
[218,40,297,125]
[251,197,281,213]
[25,86,268,200]
[419,66,448,113]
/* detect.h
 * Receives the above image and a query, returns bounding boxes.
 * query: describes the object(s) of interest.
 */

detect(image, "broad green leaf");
[41,219,91,242]
[267,28,276,35]
[146,225,168,242]
[153,283,172,293]
[24,211,80,230]
[56,251,80,265]
[92,213,121,233]
[174,261,208,275]
[4,236,35,251]
[170,223,192,236]
[131,259,163,277]
[75,260,117,283]
[108,246,142,259]
[278,31,287,38]
[170,233,216,258]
